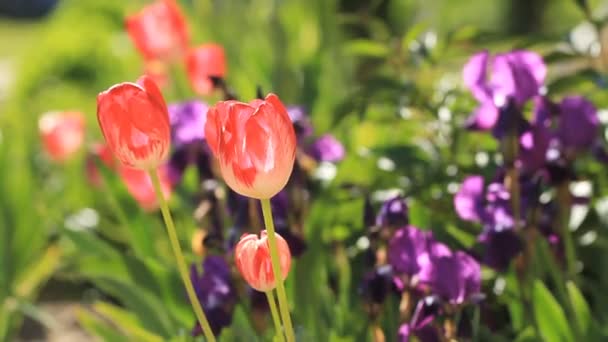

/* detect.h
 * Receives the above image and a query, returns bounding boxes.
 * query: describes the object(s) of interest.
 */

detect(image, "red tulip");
[234,231,292,292]
[125,0,189,62]
[185,44,227,95]
[205,93,296,199]
[119,165,172,211]
[97,75,171,170]
[39,111,85,162]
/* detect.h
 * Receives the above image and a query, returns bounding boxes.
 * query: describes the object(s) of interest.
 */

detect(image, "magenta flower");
[376,196,409,228]
[430,251,481,304]
[463,50,546,131]
[306,134,345,163]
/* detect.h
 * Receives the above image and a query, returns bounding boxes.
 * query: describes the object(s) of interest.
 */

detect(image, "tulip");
[97,75,171,170]
[119,165,172,211]
[234,231,292,292]
[185,44,227,95]
[205,93,296,199]
[125,0,189,62]
[38,111,85,161]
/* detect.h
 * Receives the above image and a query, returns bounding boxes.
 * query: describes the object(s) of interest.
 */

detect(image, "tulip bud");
[234,230,291,292]
[185,44,227,95]
[125,0,189,62]
[97,75,171,170]
[38,111,85,162]
[205,93,296,199]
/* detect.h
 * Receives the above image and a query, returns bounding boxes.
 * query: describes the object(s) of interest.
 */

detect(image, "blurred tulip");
[97,75,171,170]
[38,111,85,162]
[186,44,227,95]
[85,143,115,186]
[192,229,207,256]
[234,230,291,292]
[119,165,172,211]
[125,0,189,62]
[205,93,296,199]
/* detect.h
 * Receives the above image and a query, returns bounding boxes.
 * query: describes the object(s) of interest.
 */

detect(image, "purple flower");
[519,123,551,173]
[478,228,522,271]
[306,134,345,163]
[360,265,394,304]
[454,175,485,222]
[430,251,481,304]
[557,96,599,150]
[287,106,314,140]
[463,50,546,132]
[190,256,236,336]
[388,226,450,284]
[376,196,409,227]
[169,101,208,148]
[398,297,441,342]
[463,50,546,106]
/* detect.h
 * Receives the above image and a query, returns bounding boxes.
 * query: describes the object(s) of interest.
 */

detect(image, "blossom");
[205,93,296,199]
[398,297,441,342]
[118,165,172,211]
[463,50,546,131]
[97,75,171,170]
[306,134,345,163]
[430,251,481,304]
[234,231,292,292]
[454,175,485,222]
[190,256,236,336]
[38,111,85,161]
[125,0,189,62]
[169,101,208,148]
[557,96,599,150]
[388,226,450,284]
[376,196,409,228]
[185,44,227,95]
[85,143,115,186]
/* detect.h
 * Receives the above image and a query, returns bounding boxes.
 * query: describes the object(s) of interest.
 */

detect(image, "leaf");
[94,278,176,338]
[93,302,164,342]
[77,308,130,342]
[343,39,390,58]
[566,281,592,335]
[513,326,538,342]
[533,280,574,342]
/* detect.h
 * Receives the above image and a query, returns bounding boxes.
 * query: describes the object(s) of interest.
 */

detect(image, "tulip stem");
[149,169,216,342]
[261,198,296,342]
[266,291,286,342]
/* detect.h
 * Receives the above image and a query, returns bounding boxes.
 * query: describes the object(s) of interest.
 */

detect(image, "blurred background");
[1,0,608,341]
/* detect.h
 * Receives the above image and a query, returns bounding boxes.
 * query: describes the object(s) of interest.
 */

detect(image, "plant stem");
[266,291,286,342]
[261,198,296,342]
[149,169,216,342]
[557,182,577,279]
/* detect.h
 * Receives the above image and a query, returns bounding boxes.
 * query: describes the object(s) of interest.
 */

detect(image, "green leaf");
[533,280,574,342]
[77,308,130,342]
[513,326,538,342]
[566,281,592,335]
[93,302,164,342]
[343,39,389,58]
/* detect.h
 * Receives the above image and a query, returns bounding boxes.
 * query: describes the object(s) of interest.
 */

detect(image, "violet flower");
[388,226,450,285]
[306,134,345,163]
[462,50,546,132]
[398,296,441,342]
[430,251,481,304]
[454,176,522,271]
[167,101,213,184]
[376,196,409,228]
[190,256,236,336]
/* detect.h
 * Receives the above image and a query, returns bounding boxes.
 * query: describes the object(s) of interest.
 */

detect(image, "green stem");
[557,183,577,279]
[266,291,286,342]
[149,169,216,342]
[260,198,296,342]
